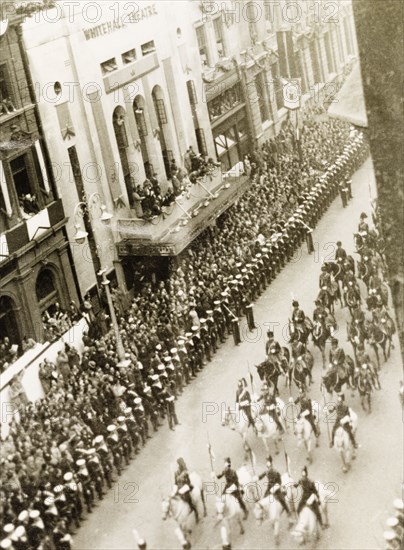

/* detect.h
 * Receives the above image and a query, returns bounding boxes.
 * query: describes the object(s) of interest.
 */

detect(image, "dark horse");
[354,368,374,414]
[365,317,395,367]
[321,356,356,396]
[288,341,314,392]
[346,319,367,363]
[256,348,290,395]
[312,317,335,368]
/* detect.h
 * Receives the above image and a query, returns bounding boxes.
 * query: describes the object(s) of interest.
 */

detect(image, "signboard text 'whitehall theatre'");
[83,4,158,40]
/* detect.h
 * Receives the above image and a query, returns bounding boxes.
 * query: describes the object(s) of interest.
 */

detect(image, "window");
[186,80,198,106]
[207,83,242,122]
[254,73,269,123]
[196,25,209,67]
[309,41,322,83]
[213,17,226,57]
[101,58,118,75]
[141,41,156,56]
[36,269,60,318]
[271,62,284,111]
[324,33,335,74]
[134,108,148,137]
[153,98,167,125]
[0,64,16,116]
[343,18,354,55]
[122,49,136,64]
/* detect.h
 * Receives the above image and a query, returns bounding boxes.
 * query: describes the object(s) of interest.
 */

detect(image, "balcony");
[0,199,66,262]
[116,167,249,257]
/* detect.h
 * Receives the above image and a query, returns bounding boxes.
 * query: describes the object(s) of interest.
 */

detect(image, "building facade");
[19,0,358,306]
[0,11,79,345]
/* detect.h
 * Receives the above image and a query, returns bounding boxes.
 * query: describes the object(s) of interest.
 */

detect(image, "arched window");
[0,295,20,345]
[151,86,173,178]
[133,96,153,179]
[113,106,133,204]
[36,268,59,316]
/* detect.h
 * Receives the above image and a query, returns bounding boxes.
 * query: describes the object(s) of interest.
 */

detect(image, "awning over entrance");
[327,64,368,128]
[116,170,249,257]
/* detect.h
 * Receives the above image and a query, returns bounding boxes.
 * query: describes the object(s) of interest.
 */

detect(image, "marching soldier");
[117,416,133,464]
[86,448,104,501]
[235,378,256,432]
[141,386,159,433]
[106,424,122,476]
[93,435,113,489]
[199,319,212,363]
[205,310,218,353]
[75,459,94,514]
[177,339,191,384]
[171,347,185,393]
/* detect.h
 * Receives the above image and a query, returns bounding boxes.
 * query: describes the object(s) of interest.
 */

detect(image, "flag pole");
[206,429,215,475]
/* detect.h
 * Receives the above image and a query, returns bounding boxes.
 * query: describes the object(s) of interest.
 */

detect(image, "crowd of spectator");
[0,105,369,549]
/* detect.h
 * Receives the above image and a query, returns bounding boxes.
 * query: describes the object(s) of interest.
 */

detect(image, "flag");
[282,78,301,110]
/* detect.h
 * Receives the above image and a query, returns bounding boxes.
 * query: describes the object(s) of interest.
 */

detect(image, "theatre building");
[21,1,248,301]
[0,12,79,346]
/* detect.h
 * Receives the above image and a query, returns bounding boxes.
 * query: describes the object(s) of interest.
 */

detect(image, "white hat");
[164,356,172,362]
[134,398,142,405]
[44,496,54,507]
[125,406,133,413]
[76,459,86,467]
[29,510,40,519]
[94,435,104,444]
[18,511,29,522]
[13,526,25,539]
[0,539,12,549]
[199,319,207,324]
[117,416,125,423]
[2,526,14,536]
[53,485,64,493]
[170,348,178,354]
[191,326,199,332]
[107,424,116,432]
[166,396,175,402]
[63,472,73,482]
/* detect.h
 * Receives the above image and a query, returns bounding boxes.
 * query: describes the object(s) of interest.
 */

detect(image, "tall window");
[36,269,60,316]
[113,107,133,204]
[309,41,322,84]
[324,32,335,74]
[0,64,16,115]
[0,296,20,345]
[213,17,226,57]
[271,62,284,111]
[10,150,48,214]
[196,25,209,67]
[254,73,270,123]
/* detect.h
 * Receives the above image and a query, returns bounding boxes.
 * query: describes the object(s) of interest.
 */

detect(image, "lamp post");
[98,268,131,368]
[73,192,131,368]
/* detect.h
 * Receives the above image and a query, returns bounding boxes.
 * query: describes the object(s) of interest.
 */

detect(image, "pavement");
[74,157,403,550]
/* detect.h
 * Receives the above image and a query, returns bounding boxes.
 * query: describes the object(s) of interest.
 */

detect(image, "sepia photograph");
[0,1,403,549]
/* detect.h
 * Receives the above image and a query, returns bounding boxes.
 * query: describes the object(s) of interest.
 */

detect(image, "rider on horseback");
[329,393,358,449]
[265,330,281,356]
[293,388,319,437]
[335,241,347,263]
[358,212,369,234]
[257,384,284,434]
[356,344,379,383]
[236,378,257,434]
[256,456,291,517]
[319,265,332,292]
[313,299,329,325]
[173,458,199,522]
[350,303,366,334]
[294,466,324,528]
[291,301,306,333]
[216,457,248,519]
[329,338,347,378]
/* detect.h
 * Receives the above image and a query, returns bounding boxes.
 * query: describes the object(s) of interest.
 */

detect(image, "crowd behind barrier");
[0,105,370,550]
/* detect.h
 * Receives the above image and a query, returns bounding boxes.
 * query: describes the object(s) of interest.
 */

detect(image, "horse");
[355,368,374,413]
[287,318,312,349]
[344,284,361,315]
[316,287,336,314]
[366,318,394,365]
[289,478,330,545]
[312,320,333,368]
[222,402,284,454]
[256,349,289,395]
[215,492,245,536]
[288,351,314,392]
[254,491,290,546]
[294,401,321,464]
[333,409,358,473]
[321,356,356,396]
[162,472,206,536]
[346,319,366,361]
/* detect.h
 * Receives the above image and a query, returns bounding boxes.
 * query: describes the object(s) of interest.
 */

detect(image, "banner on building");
[282,78,301,110]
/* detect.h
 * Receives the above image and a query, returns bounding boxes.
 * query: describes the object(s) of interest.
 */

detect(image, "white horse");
[334,409,358,473]
[294,400,320,463]
[162,472,206,536]
[291,502,320,545]
[215,491,245,536]
[253,480,293,546]
[222,399,286,453]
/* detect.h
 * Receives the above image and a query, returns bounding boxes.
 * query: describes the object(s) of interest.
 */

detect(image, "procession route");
[74,157,402,550]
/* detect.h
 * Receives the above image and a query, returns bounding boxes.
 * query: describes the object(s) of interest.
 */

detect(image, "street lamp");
[73,193,130,368]
[98,268,131,368]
